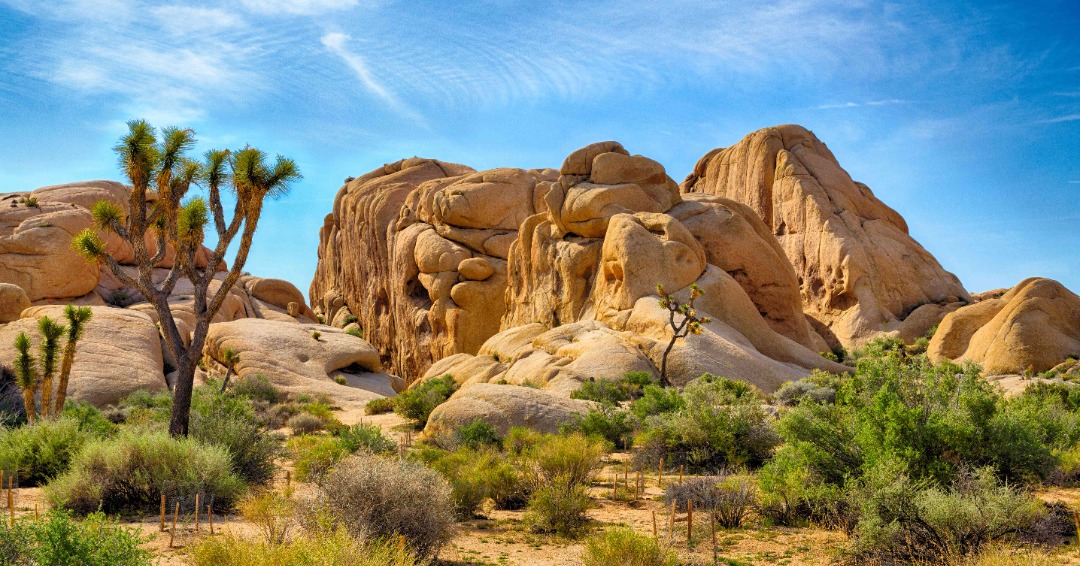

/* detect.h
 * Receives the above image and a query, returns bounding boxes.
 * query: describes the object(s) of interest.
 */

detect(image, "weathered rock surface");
[203,318,399,404]
[682,125,970,349]
[0,283,30,323]
[928,278,1080,374]
[424,383,594,437]
[0,306,166,406]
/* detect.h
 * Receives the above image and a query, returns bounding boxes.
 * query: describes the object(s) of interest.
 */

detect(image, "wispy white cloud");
[1069,180,1080,184]
[150,5,245,35]
[239,0,359,16]
[1035,113,1080,124]
[817,99,910,110]
[320,32,426,125]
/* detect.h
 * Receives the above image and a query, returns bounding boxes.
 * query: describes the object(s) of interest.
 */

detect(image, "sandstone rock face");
[425,383,594,437]
[0,306,166,406]
[682,125,969,349]
[0,283,30,323]
[928,278,1080,374]
[203,318,398,404]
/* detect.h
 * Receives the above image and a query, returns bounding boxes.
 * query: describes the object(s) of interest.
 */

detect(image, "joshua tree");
[73,120,300,436]
[656,283,712,387]
[37,316,65,418]
[219,348,239,394]
[13,333,38,423]
[52,305,92,417]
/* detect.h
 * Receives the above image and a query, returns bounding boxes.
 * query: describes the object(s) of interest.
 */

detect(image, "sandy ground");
[8,407,1080,565]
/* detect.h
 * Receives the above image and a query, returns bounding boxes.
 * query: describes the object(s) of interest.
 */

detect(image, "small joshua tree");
[52,305,92,417]
[219,348,239,394]
[37,316,65,418]
[13,333,38,423]
[73,120,300,436]
[657,283,712,387]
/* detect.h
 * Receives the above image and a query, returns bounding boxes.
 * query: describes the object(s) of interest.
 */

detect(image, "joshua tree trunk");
[53,345,76,417]
[21,389,35,424]
[220,365,234,394]
[40,377,52,419]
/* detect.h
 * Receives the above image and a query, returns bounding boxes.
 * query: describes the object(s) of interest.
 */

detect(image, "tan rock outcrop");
[0,207,101,301]
[0,306,166,406]
[424,383,594,437]
[683,125,969,349]
[0,283,30,323]
[928,278,1080,374]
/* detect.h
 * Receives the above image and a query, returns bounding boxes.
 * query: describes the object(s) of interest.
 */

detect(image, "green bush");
[563,406,636,449]
[426,447,528,518]
[60,402,117,437]
[629,385,684,420]
[451,419,501,451]
[520,432,609,489]
[190,387,281,486]
[0,510,150,566]
[502,426,543,455]
[0,417,94,486]
[525,476,593,535]
[365,397,395,415]
[571,371,655,405]
[773,378,836,406]
[289,435,349,483]
[231,374,284,404]
[46,429,245,514]
[393,375,457,427]
[636,375,778,471]
[287,413,325,435]
[336,424,396,454]
[662,473,756,528]
[316,454,454,561]
[190,528,417,566]
[581,526,678,566]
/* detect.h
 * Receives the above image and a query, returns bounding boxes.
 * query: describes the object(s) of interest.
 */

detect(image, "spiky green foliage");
[71,228,106,261]
[54,305,92,417]
[13,332,37,423]
[177,197,208,247]
[656,282,712,386]
[89,201,125,231]
[37,316,65,419]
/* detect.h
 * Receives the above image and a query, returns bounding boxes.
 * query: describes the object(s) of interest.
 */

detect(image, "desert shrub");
[773,378,836,406]
[190,528,417,566]
[502,426,543,455]
[289,435,349,483]
[851,465,1044,563]
[0,417,94,486]
[315,454,454,561]
[298,401,343,431]
[636,375,779,471]
[239,489,297,544]
[572,372,656,405]
[114,389,172,426]
[630,385,684,420]
[393,374,457,427]
[663,473,756,528]
[563,406,636,449]
[190,387,281,486]
[525,476,593,535]
[581,526,678,566]
[426,446,528,518]
[232,374,283,404]
[520,432,608,489]
[336,423,396,454]
[287,413,325,436]
[756,445,852,529]
[451,419,501,451]
[365,397,395,415]
[60,401,117,437]
[0,509,150,566]
[46,429,245,514]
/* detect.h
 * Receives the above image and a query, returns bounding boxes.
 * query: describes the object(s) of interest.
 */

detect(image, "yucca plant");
[219,348,239,394]
[13,332,38,423]
[656,283,712,386]
[53,305,92,417]
[37,316,66,419]
[72,120,300,436]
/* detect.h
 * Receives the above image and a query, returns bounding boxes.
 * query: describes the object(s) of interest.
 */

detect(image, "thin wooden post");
[635,471,642,500]
[194,494,200,533]
[652,510,658,538]
[160,494,166,531]
[658,458,664,487]
[33,503,38,521]
[207,505,214,535]
[623,461,629,490]
[711,505,717,564]
[679,465,684,483]
[612,475,617,499]
[170,503,179,547]
[286,470,291,488]
[7,476,12,524]
[687,499,693,547]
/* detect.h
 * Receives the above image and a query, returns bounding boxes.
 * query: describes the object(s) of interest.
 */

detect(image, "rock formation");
[928,278,1080,374]
[0,182,399,409]
[425,383,594,437]
[682,125,970,350]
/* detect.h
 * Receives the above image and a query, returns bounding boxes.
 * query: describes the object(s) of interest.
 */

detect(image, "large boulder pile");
[682,125,970,350]
[928,278,1080,374]
[0,181,399,408]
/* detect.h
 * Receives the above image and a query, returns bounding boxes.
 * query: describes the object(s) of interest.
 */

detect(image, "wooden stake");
[160,494,166,531]
[623,461,629,490]
[635,471,642,500]
[169,503,179,548]
[286,470,291,488]
[33,503,38,521]
[7,476,12,524]
[687,499,693,547]
[711,506,717,563]
[194,494,200,533]
[658,458,664,487]
[679,465,684,483]
[612,475,617,499]
[652,510,658,538]
[207,505,214,535]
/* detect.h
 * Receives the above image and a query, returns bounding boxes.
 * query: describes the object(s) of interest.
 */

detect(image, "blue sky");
[1,0,1078,298]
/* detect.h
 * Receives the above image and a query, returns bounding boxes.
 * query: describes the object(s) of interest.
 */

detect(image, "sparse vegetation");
[365,397,395,415]
[393,374,457,427]
[0,509,150,566]
[190,528,417,566]
[656,283,712,386]
[581,527,678,566]
[287,413,325,435]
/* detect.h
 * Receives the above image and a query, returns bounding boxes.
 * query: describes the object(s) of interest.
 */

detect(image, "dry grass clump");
[286,413,324,436]
[190,528,417,566]
[581,527,678,566]
[314,453,454,562]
